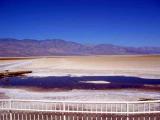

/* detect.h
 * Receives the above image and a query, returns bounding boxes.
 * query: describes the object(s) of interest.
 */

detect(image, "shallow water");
[0,76,160,89]
[0,76,159,101]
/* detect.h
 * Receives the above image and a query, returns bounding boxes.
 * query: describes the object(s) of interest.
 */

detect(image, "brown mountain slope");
[0,38,160,57]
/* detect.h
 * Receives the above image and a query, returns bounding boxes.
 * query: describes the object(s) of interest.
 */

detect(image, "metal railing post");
[9,99,12,120]
[126,103,129,120]
[0,99,160,120]
[63,102,66,120]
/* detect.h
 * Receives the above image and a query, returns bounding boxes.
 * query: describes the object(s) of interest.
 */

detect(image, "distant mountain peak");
[0,38,160,57]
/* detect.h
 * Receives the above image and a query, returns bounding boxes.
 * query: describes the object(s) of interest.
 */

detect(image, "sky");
[0,0,160,47]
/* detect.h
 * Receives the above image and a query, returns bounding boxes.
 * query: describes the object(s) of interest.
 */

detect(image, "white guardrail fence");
[0,99,160,120]
[0,99,160,114]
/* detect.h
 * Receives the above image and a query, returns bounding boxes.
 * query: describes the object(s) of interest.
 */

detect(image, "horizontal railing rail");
[0,99,160,114]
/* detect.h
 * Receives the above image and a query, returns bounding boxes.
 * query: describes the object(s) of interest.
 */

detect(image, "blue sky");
[0,0,160,46]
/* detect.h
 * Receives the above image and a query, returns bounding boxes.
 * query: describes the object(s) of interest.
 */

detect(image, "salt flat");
[0,55,160,101]
[0,55,160,79]
[0,87,159,101]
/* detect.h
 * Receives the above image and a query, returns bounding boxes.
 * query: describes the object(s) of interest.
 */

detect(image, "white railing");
[0,99,160,114]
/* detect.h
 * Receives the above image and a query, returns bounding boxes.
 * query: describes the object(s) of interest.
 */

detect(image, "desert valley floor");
[0,55,160,101]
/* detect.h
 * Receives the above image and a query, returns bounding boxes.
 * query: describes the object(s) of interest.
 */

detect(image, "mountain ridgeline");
[0,38,160,57]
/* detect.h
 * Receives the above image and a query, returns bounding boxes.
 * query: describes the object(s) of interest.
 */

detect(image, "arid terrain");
[1,39,160,57]
[0,55,160,101]
[0,55,160,79]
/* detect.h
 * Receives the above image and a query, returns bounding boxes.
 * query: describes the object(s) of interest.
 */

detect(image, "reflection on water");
[0,76,160,90]
[0,76,160,101]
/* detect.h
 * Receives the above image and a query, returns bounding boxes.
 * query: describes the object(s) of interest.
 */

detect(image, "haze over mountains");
[0,38,160,57]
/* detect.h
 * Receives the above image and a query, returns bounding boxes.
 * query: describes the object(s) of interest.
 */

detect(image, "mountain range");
[0,38,160,57]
